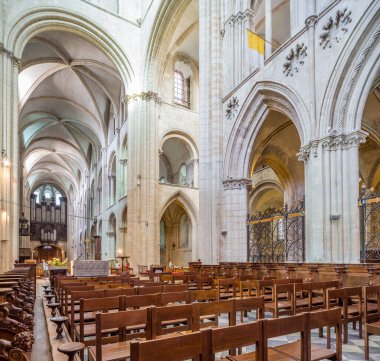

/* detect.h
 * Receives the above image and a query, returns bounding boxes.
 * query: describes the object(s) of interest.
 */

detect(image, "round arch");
[224,81,309,180]
[159,131,199,160]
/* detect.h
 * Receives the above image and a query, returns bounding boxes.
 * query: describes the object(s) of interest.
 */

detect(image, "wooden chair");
[104,288,135,297]
[273,308,342,361]
[151,303,196,337]
[293,282,312,314]
[162,284,188,293]
[189,289,219,303]
[364,285,380,360]
[63,285,95,316]
[254,280,274,302]
[136,286,162,295]
[194,299,235,330]
[125,294,158,309]
[265,284,295,318]
[235,280,258,299]
[233,296,264,323]
[158,291,190,306]
[216,278,235,299]
[74,296,125,360]
[88,308,152,361]
[262,314,307,361]
[196,276,214,290]
[201,320,262,361]
[344,286,363,342]
[130,331,202,361]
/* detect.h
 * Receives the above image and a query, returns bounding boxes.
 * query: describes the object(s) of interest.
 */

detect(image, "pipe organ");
[30,194,67,242]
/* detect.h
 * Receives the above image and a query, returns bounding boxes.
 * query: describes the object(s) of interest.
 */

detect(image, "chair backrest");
[158,291,190,306]
[201,321,262,361]
[162,284,188,293]
[327,287,345,308]
[137,286,162,295]
[96,308,152,361]
[364,284,380,323]
[233,296,265,320]
[294,282,312,313]
[344,286,363,317]
[274,279,290,285]
[196,276,214,290]
[152,303,196,337]
[194,299,235,330]
[189,289,219,302]
[125,294,158,309]
[289,278,303,284]
[63,285,94,315]
[263,314,307,361]
[130,331,202,361]
[105,287,135,297]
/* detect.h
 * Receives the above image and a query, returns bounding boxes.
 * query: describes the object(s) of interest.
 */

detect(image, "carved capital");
[296,145,311,162]
[192,159,199,165]
[226,96,239,120]
[222,178,251,191]
[305,15,318,29]
[125,91,161,104]
[119,159,128,166]
[175,53,191,64]
[322,129,368,151]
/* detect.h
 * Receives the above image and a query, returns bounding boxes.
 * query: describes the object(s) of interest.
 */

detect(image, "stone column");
[199,0,223,264]
[299,130,367,263]
[126,91,160,270]
[264,0,272,59]
[221,178,251,262]
[0,47,20,271]
[192,159,199,188]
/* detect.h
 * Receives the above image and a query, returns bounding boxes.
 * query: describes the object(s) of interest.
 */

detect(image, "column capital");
[222,178,251,191]
[192,159,199,165]
[321,129,367,151]
[119,159,128,166]
[125,91,161,104]
[305,15,318,29]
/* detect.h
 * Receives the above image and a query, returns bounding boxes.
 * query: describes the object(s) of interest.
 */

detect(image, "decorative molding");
[319,8,352,49]
[305,15,318,29]
[158,148,164,156]
[192,159,199,165]
[226,96,239,120]
[322,129,367,151]
[119,159,128,165]
[296,145,311,162]
[175,53,190,64]
[125,91,161,104]
[106,231,115,237]
[222,178,251,191]
[283,43,307,76]
[337,26,380,130]
[136,175,142,187]
[0,43,21,69]
[1,149,8,162]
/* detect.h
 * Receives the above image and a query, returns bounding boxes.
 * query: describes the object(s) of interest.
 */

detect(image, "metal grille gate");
[360,189,380,261]
[247,201,305,263]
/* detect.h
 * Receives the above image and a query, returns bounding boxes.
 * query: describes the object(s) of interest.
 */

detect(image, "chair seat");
[347,304,361,315]
[227,348,294,361]
[265,300,292,311]
[274,341,336,361]
[366,320,380,335]
[365,302,379,313]
[74,323,117,338]
[311,296,324,306]
[88,340,132,361]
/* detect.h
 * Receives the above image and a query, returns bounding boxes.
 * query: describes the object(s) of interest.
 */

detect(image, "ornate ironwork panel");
[247,201,305,263]
[360,189,380,261]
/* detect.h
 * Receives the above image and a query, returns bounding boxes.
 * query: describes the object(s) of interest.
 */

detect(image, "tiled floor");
[219,312,380,361]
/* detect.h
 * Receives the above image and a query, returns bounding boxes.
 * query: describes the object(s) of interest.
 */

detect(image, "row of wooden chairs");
[95,308,342,361]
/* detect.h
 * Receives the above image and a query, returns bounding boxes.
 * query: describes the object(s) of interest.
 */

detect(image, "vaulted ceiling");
[19,30,123,200]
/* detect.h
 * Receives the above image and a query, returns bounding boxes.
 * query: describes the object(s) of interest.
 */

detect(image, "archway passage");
[160,200,192,267]
[359,81,380,261]
[248,110,305,263]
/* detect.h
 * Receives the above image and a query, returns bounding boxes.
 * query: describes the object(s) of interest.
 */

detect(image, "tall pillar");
[126,92,160,269]
[299,130,367,263]
[199,0,223,264]
[264,0,272,59]
[0,47,20,271]
[221,179,251,262]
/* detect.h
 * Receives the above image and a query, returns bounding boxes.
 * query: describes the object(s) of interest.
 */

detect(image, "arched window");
[160,220,166,251]
[179,214,189,248]
[55,192,62,205]
[34,191,40,204]
[44,191,52,200]
[179,163,187,185]
[174,70,185,104]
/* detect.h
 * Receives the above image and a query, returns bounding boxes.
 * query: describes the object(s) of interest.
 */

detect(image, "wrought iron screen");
[247,202,305,263]
[360,189,380,261]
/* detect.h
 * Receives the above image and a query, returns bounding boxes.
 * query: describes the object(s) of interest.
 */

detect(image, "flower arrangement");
[48,258,68,266]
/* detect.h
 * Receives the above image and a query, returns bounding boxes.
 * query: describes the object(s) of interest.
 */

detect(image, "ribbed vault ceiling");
[19,30,123,198]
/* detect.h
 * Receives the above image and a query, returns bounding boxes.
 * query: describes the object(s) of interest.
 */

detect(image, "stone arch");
[158,191,198,266]
[319,2,380,134]
[159,131,198,160]
[5,7,134,86]
[249,179,284,214]
[223,81,309,180]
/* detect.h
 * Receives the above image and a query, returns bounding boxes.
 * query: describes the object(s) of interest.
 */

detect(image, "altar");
[73,260,109,277]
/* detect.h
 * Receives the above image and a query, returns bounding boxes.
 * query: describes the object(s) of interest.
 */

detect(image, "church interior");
[0,0,380,360]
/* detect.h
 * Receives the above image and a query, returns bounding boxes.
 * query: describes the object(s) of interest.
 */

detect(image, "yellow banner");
[247,29,265,55]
